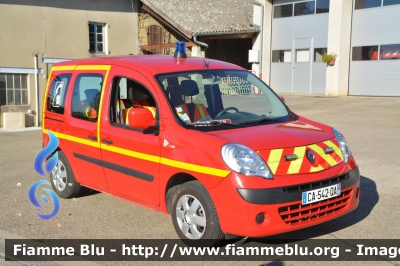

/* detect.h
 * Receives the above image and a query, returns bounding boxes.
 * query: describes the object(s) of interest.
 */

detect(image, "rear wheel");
[171,181,224,246]
[50,150,81,198]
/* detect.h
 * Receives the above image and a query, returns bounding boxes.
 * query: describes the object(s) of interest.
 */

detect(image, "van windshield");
[155,70,295,130]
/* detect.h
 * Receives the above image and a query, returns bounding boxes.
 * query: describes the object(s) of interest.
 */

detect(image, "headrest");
[84,89,99,100]
[180,80,199,96]
[167,77,179,87]
[126,86,150,101]
[132,88,149,101]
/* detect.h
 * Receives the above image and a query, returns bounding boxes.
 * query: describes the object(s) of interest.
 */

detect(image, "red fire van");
[42,45,359,246]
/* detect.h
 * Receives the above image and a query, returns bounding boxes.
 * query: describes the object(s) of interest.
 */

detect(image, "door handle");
[88,135,97,141]
[102,138,113,145]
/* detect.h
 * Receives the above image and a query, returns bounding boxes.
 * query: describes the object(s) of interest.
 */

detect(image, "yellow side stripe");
[66,135,100,148]
[43,130,66,140]
[75,65,111,71]
[43,129,100,148]
[51,66,76,71]
[160,158,230,178]
[96,65,111,144]
[43,130,230,178]
[101,144,160,163]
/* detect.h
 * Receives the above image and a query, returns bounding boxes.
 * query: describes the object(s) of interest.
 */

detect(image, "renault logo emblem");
[306,150,315,164]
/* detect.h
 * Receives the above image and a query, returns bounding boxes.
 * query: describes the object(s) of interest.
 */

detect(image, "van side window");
[110,77,157,130]
[47,74,72,114]
[71,74,103,121]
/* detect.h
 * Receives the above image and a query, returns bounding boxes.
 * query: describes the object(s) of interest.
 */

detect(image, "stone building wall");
[138,9,191,56]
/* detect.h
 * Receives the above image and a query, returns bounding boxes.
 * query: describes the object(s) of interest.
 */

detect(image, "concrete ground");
[0,95,399,266]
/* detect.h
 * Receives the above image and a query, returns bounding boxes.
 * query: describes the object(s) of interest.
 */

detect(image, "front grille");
[283,174,348,193]
[278,188,352,225]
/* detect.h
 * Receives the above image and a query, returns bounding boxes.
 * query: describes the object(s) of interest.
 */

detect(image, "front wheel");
[171,181,224,246]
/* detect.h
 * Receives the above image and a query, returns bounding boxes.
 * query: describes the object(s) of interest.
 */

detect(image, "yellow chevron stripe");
[307,144,338,166]
[267,149,283,174]
[310,164,324,173]
[287,146,306,174]
[323,140,343,159]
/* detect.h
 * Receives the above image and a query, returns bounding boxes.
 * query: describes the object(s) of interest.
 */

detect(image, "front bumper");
[210,166,360,237]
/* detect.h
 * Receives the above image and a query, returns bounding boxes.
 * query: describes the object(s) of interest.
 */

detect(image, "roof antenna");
[193,33,209,68]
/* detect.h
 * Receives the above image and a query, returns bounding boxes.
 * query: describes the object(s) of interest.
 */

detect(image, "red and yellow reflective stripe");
[265,139,343,175]
[42,130,229,178]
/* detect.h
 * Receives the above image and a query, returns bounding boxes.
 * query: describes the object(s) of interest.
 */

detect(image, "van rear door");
[63,65,110,190]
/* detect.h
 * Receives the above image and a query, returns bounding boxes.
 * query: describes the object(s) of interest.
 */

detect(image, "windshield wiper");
[239,117,282,125]
[188,120,238,127]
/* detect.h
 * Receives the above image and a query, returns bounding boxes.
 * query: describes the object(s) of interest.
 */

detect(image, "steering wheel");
[215,107,239,118]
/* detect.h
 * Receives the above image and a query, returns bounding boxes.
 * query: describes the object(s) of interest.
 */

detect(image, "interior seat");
[176,80,209,123]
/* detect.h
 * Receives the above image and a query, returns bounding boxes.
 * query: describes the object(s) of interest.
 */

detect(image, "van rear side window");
[47,74,72,114]
[71,74,103,121]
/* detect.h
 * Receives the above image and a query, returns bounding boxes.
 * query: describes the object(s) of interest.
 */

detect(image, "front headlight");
[332,128,350,163]
[221,143,273,179]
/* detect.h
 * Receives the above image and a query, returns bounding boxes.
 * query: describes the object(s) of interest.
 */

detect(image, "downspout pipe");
[192,32,209,49]
[34,52,39,127]
[251,0,264,79]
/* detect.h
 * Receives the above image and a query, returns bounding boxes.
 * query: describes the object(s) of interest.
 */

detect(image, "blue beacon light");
[174,41,187,58]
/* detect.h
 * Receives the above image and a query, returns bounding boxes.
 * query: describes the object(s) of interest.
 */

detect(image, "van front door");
[99,66,161,207]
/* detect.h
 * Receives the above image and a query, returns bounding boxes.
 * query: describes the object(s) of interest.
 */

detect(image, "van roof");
[53,55,244,74]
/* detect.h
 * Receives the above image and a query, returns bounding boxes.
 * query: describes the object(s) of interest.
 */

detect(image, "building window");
[316,0,330,13]
[294,1,315,16]
[272,50,292,62]
[296,49,310,62]
[89,22,106,54]
[379,44,400,60]
[273,0,329,18]
[147,25,164,54]
[384,0,400,6]
[355,0,400,9]
[314,48,327,61]
[274,4,293,18]
[352,46,379,60]
[352,44,400,60]
[0,74,28,106]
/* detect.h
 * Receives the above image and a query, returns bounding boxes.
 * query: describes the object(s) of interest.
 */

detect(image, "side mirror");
[127,107,155,130]
[279,96,285,103]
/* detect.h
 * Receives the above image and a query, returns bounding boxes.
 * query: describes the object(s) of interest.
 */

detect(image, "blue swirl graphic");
[33,130,59,176]
[28,180,60,220]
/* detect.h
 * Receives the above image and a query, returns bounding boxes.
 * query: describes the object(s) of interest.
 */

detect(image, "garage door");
[349,3,400,96]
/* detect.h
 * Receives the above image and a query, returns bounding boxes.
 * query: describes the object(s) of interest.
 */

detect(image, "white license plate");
[302,183,341,205]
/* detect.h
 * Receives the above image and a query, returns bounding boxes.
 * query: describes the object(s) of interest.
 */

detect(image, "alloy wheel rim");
[176,194,207,239]
[51,160,67,192]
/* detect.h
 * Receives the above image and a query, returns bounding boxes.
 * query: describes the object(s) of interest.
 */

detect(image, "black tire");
[170,181,224,247]
[49,150,81,198]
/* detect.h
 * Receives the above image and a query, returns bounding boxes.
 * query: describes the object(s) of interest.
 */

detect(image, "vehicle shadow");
[245,175,378,244]
[76,187,101,198]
